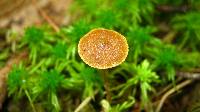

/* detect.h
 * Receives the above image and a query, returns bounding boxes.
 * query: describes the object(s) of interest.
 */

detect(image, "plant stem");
[155,79,193,112]
[101,69,111,102]
[29,59,45,74]
[163,31,177,43]
[74,91,98,112]
[24,89,37,112]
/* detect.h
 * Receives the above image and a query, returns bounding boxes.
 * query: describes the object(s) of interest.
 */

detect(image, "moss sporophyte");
[78,28,129,102]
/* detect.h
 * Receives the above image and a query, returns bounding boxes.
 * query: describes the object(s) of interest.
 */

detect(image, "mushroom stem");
[78,28,129,102]
[101,69,111,102]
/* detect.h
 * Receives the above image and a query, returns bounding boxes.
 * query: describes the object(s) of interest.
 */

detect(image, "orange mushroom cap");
[78,28,129,69]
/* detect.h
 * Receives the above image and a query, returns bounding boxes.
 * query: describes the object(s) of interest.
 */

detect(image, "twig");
[162,31,177,43]
[74,96,92,112]
[74,91,98,112]
[155,79,193,112]
[32,0,59,32]
[156,5,189,13]
[156,78,182,97]
[0,51,27,110]
[177,72,200,79]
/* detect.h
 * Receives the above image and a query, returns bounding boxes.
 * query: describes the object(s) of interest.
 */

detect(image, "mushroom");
[78,28,129,101]
[78,28,129,69]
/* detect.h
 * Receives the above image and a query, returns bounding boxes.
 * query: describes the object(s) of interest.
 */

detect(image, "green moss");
[4,0,200,111]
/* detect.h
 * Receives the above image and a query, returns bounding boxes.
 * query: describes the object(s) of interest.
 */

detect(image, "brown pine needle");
[32,0,59,32]
[155,79,193,112]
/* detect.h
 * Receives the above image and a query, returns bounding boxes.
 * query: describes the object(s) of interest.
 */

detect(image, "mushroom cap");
[78,28,129,69]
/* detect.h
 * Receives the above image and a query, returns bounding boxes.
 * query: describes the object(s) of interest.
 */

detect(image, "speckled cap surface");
[78,28,129,69]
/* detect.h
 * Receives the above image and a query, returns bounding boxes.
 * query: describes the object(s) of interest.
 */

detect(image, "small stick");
[156,78,182,97]
[32,0,59,32]
[74,91,98,112]
[177,72,200,79]
[156,5,189,13]
[74,96,92,112]
[155,79,193,112]
[162,31,177,43]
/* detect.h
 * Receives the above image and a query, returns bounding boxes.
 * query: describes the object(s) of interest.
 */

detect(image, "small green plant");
[33,70,64,112]
[62,20,92,43]
[22,26,45,65]
[8,64,28,96]
[172,12,200,50]
[122,60,159,108]
[52,42,67,59]
[101,96,135,112]
[126,26,159,63]
[151,45,179,81]
[80,67,103,98]
[8,64,36,112]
